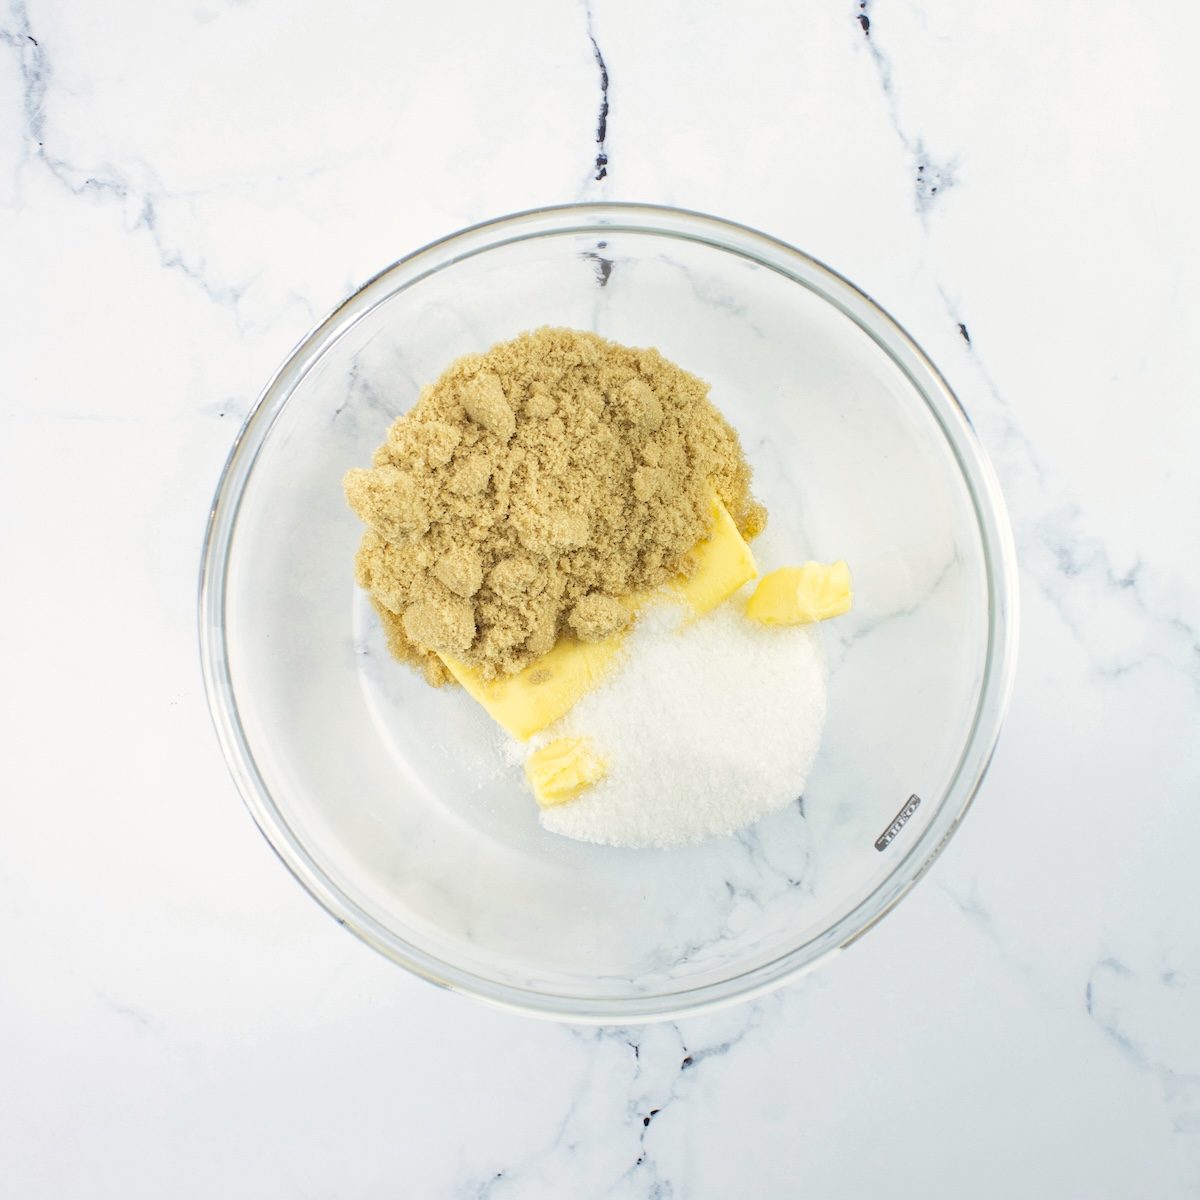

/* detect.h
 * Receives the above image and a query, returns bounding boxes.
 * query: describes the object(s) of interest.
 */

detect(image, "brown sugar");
[344,328,765,686]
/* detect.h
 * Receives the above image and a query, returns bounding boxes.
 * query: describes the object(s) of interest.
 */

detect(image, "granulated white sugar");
[530,599,827,849]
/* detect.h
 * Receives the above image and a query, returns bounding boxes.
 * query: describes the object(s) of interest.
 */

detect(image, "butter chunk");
[525,738,608,807]
[745,560,853,625]
[668,496,757,617]
[440,636,626,741]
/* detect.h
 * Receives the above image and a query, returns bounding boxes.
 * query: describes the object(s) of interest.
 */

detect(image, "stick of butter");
[440,635,626,743]
[438,497,757,741]
[525,738,608,807]
[745,560,853,625]
[671,494,758,617]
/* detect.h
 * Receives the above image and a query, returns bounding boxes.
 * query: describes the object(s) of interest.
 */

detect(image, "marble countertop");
[4,1,1198,1195]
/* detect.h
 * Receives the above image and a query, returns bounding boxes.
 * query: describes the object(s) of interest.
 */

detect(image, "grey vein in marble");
[857,0,1200,700]
[583,0,610,185]
[94,990,161,1036]
[457,999,786,1198]
[0,1,271,326]
[851,20,1200,1145]
[855,0,958,223]
[1086,956,1200,1135]
[581,240,615,287]
[972,348,1199,695]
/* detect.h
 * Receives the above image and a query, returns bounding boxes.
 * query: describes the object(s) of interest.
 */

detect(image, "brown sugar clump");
[344,327,762,685]
[567,592,630,643]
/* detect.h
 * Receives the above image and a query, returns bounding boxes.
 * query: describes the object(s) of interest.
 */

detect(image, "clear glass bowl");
[200,204,1018,1021]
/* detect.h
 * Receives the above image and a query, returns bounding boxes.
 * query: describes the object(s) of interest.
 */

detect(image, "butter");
[439,497,756,740]
[745,560,853,625]
[440,635,626,743]
[525,738,608,807]
[668,494,758,616]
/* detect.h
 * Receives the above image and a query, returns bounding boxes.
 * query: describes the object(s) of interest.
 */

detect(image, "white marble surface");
[3,0,1198,1195]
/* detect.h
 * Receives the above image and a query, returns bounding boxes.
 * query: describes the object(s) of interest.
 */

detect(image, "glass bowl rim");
[198,202,1020,1023]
